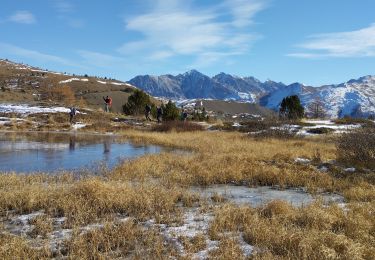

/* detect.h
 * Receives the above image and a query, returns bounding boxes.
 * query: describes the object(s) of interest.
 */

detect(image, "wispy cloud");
[0,42,78,67]
[119,0,267,66]
[52,0,85,28]
[9,11,36,24]
[225,0,268,27]
[288,23,375,58]
[77,50,126,67]
[54,0,74,14]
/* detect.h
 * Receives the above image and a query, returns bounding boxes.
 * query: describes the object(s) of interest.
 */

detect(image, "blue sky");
[0,0,374,86]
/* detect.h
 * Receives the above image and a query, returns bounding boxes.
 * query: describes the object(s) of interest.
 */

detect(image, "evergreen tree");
[279,95,304,119]
[163,100,180,121]
[123,89,151,115]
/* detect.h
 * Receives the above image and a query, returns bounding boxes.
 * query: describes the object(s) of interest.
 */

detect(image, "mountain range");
[128,70,375,118]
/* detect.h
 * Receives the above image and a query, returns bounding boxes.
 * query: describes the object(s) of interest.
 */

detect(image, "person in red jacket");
[103,96,112,112]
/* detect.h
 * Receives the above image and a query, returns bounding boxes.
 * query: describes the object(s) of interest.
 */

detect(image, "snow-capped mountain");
[128,71,375,118]
[128,71,286,103]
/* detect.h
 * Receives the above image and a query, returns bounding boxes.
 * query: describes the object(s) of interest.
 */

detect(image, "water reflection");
[0,132,165,174]
[69,136,76,151]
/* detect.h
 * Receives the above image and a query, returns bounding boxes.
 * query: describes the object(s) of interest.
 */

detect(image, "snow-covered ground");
[0,104,70,114]
[2,206,253,258]
[59,78,89,84]
[71,122,86,130]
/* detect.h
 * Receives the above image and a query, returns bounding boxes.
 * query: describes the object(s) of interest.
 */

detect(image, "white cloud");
[9,11,36,24]
[289,23,375,58]
[225,0,268,27]
[119,0,267,66]
[54,0,74,13]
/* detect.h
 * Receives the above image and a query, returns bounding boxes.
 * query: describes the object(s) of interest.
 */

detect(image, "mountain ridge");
[128,71,375,118]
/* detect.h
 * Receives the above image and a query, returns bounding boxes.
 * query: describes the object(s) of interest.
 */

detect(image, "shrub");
[163,100,180,121]
[151,121,204,132]
[238,119,283,133]
[336,127,375,169]
[307,127,335,134]
[123,89,151,115]
[334,117,374,127]
[252,128,298,140]
[49,85,76,104]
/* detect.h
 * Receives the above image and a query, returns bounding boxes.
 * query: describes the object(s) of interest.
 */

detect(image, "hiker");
[103,96,112,112]
[157,106,163,123]
[69,107,77,124]
[182,110,188,121]
[145,104,152,121]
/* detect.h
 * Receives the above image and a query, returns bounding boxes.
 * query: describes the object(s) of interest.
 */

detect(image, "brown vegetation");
[151,121,205,132]
[0,129,374,258]
[336,126,375,169]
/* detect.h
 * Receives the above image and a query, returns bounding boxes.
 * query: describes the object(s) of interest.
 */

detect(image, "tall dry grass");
[0,175,199,226]
[0,130,374,258]
[209,201,375,259]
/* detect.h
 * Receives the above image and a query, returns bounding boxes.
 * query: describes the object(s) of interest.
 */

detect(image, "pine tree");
[123,89,151,115]
[279,95,304,120]
[163,100,180,121]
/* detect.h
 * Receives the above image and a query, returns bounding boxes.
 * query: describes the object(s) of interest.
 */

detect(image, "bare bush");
[336,127,375,169]
[151,121,204,132]
[252,127,299,140]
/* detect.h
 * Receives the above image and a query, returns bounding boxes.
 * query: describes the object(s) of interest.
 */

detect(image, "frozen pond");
[194,185,344,207]
[0,132,169,173]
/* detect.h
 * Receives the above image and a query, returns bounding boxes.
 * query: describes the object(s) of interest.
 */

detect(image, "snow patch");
[0,104,70,114]
[295,158,311,164]
[72,122,86,130]
[59,78,89,84]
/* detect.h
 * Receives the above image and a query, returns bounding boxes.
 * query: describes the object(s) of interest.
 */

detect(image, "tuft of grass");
[28,215,53,238]
[209,237,246,260]
[179,233,207,254]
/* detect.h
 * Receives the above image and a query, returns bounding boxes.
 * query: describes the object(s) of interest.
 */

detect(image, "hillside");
[129,71,375,118]
[0,59,139,113]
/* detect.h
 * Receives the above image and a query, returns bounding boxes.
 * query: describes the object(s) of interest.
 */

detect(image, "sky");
[0,0,374,86]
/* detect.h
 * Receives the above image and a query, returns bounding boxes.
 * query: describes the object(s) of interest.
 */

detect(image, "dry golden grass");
[28,215,53,238]
[110,131,363,195]
[209,201,375,259]
[0,176,198,227]
[63,220,177,259]
[0,129,374,258]
[0,234,52,259]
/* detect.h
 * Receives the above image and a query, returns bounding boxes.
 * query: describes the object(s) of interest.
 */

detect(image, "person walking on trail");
[157,106,163,123]
[145,104,152,121]
[69,107,77,124]
[182,110,188,122]
[103,96,112,112]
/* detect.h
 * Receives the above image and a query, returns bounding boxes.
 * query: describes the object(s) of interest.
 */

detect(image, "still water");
[0,132,165,173]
